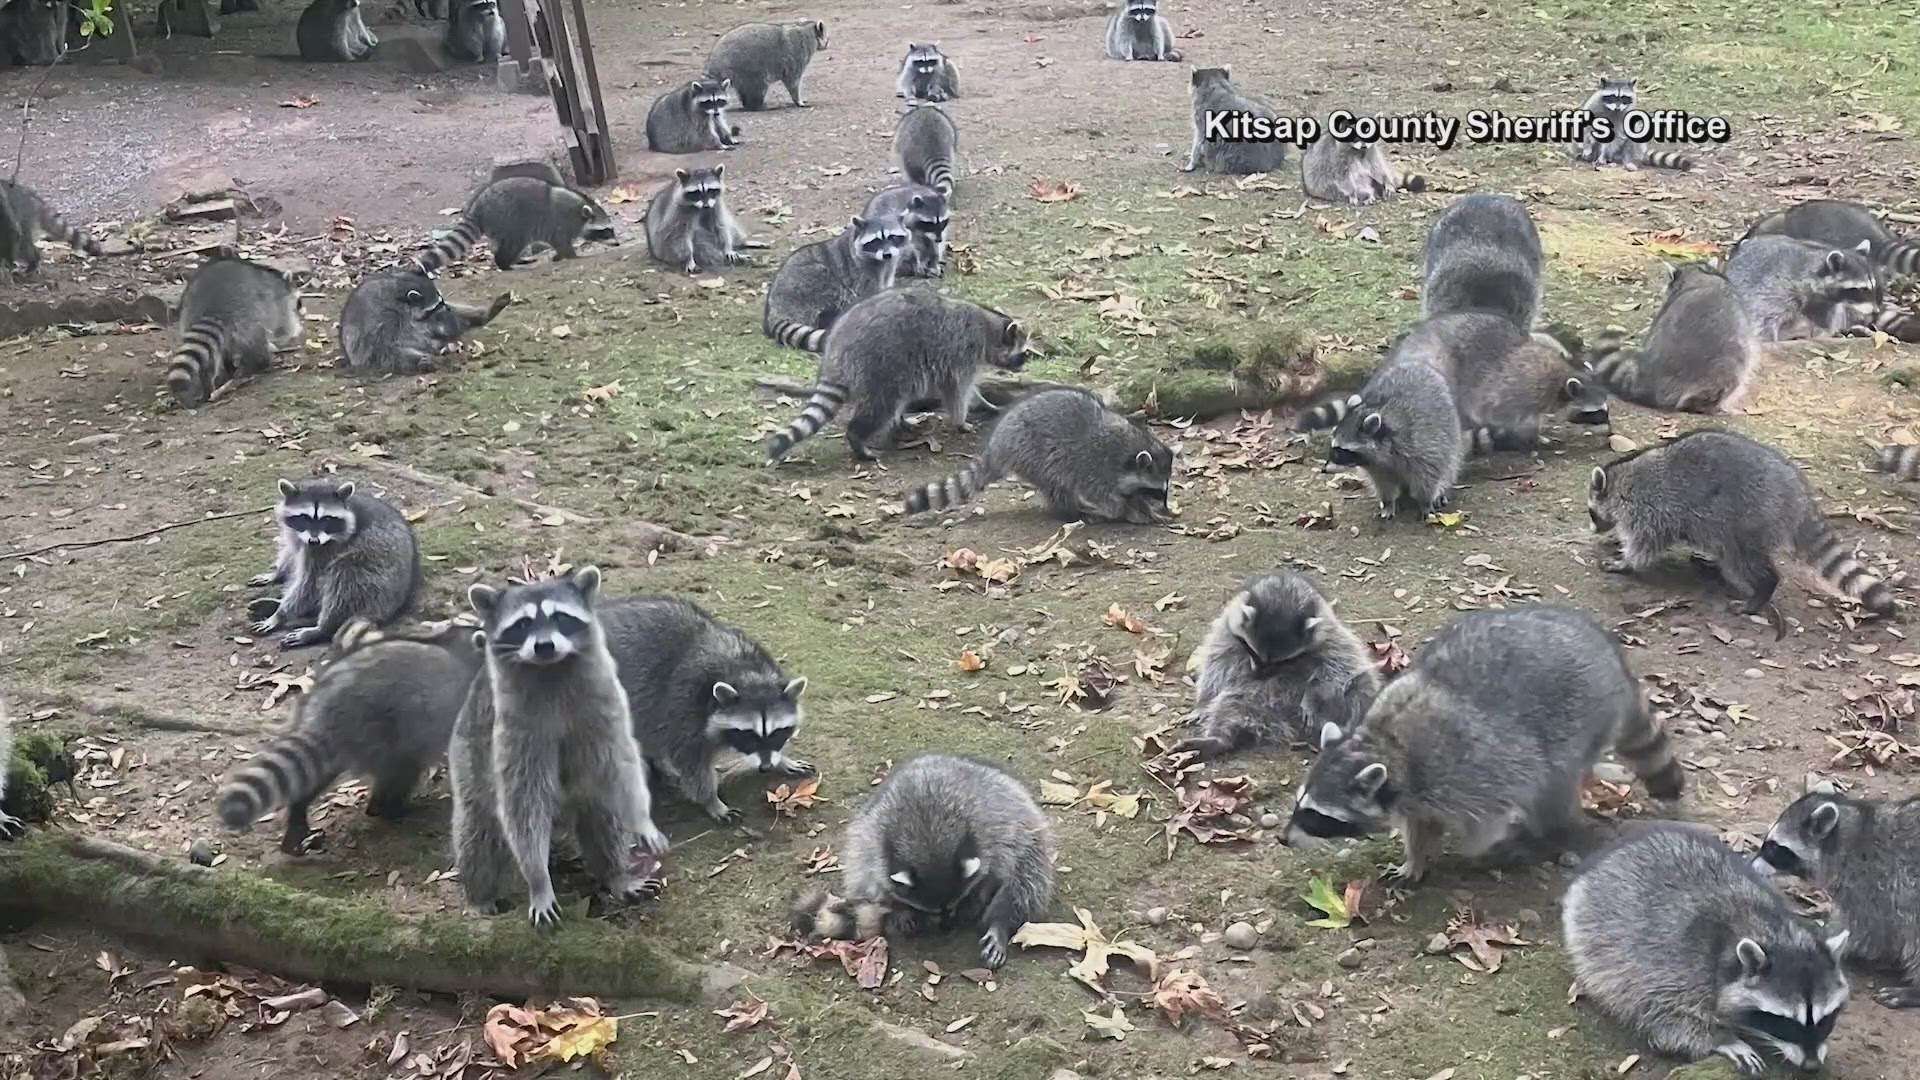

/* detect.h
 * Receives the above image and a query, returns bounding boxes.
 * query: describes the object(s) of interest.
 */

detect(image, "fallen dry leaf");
[1633,230,1720,260]
[957,647,986,673]
[1029,178,1085,203]
[1443,906,1531,973]
[1013,907,1159,995]
[279,95,319,108]
[1082,1005,1134,1040]
[766,778,822,817]
[715,998,769,1034]
[1103,604,1148,635]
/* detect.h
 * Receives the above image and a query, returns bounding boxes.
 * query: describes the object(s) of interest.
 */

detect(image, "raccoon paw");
[1598,554,1634,574]
[247,572,280,588]
[1874,985,1920,1009]
[776,757,817,778]
[281,828,325,856]
[636,822,671,855]
[703,799,743,824]
[0,809,23,840]
[978,930,1009,969]
[617,877,665,904]
[249,616,282,636]
[279,626,327,650]
[1386,859,1428,884]
[1714,1040,1768,1074]
[527,896,562,929]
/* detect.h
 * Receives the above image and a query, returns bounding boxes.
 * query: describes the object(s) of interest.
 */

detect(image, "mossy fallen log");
[0,831,712,1002]
[1114,325,1328,419]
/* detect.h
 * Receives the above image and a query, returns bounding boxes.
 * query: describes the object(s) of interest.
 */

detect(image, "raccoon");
[705,20,825,111]
[1184,67,1287,175]
[1421,192,1545,329]
[444,0,503,62]
[413,176,618,273]
[789,754,1054,969]
[1755,784,1920,1009]
[249,479,422,650]
[645,77,740,154]
[1586,262,1761,414]
[597,597,813,823]
[1870,304,1920,344]
[1872,444,1920,482]
[0,0,68,65]
[644,166,763,275]
[1399,312,1611,452]
[1105,0,1181,61]
[1565,823,1851,1074]
[1589,429,1896,638]
[0,693,19,840]
[1285,604,1684,882]
[860,183,950,278]
[1742,199,1920,278]
[896,42,959,101]
[1724,235,1882,342]
[0,179,104,277]
[760,215,905,352]
[1300,134,1426,206]
[765,288,1029,464]
[296,0,376,61]
[1169,570,1379,761]
[452,568,669,925]
[164,257,305,407]
[1569,78,1695,170]
[894,102,958,199]
[1295,357,1463,520]
[338,268,512,374]
[217,618,482,854]
[902,388,1174,523]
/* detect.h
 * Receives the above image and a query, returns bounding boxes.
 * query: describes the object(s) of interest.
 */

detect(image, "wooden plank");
[535,0,595,181]
[498,0,533,64]
[567,0,615,182]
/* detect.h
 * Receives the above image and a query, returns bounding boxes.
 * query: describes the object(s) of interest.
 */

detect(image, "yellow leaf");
[1082,1005,1134,1040]
[1038,780,1081,806]
[582,381,622,403]
[536,1015,617,1062]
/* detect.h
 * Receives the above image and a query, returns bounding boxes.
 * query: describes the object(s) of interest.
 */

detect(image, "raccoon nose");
[532,638,557,660]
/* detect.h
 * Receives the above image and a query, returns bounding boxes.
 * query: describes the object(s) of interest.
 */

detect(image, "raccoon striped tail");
[924,158,955,197]
[1642,150,1694,171]
[326,616,386,659]
[1795,518,1896,616]
[788,886,889,941]
[1872,304,1920,344]
[1398,173,1427,193]
[413,218,482,273]
[765,382,848,464]
[904,452,1005,514]
[1295,393,1360,433]
[1585,332,1655,407]
[165,318,232,407]
[217,727,339,831]
[1884,238,1920,277]
[1613,699,1685,800]
[42,210,102,256]
[766,319,829,352]
[1873,444,1920,481]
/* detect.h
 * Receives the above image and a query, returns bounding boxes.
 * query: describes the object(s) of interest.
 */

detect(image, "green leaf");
[1301,874,1351,929]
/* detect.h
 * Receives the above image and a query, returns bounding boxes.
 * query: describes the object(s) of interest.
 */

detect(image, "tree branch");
[2,507,270,561]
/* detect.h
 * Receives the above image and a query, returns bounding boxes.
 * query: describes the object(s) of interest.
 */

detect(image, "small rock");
[1335,947,1363,969]
[1222,921,1259,950]
[1259,812,1281,829]
[1517,908,1542,926]
[1743,668,1763,678]
[1145,906,1169,926]
[1490,75,1515,92]
[1424,932,1451,955]
[1426,79,1454,92]
[1558,851,1582,868]
[188,838,216,866]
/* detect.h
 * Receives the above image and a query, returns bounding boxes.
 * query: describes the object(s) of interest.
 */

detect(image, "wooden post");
[530,0,613,185]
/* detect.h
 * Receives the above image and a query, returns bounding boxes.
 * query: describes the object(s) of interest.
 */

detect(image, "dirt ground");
[4,0,1920,1077]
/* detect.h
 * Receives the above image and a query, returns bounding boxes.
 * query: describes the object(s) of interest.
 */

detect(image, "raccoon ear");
[467,583,499,617]
[674,168,689,183]
[1825,929,1850,957]
[277,478,297,499]
[960,856,982,878]
[1735,938,1770,976]
[1002,320,1023,347]
[1352,762,1389,797]
[470,629,487,650]
[712,163,726,179]
[782,676,808,700]
[1855,239,1873,255]
[889,870,914,887]
[711,681,740,706]
[1661,261,1679,282]
[1565,376,1585,397]
[909,195,926,211]
[1318,720,1343,749]
[1133,449,1154,472]
[1808,800,1841,838]
[335,481,355,499]
[849,215,867,232]
[1589,466,1608,496]
[1345,393,1362,407]
[1824,249,1851,273]
[1359,412,1384,436]
[571,565,601,602]
[1303,615,1323,634]
[719,77,731,91]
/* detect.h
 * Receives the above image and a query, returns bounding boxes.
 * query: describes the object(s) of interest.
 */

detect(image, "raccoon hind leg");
[279,775,339,854]
[733,75,770,111]
[1712,548,1785,639]
[365,757,426,818]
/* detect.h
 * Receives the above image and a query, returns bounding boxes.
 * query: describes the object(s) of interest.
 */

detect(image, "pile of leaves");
[768,929,889,990]
[1832,684,1920,770]
[481,997,619,1069]
[1435,906,1532,974]
[1163,775,1260,857]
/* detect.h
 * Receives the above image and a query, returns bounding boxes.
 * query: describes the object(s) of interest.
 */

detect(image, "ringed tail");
[1398,173,1427,193]
[414,218,482,273]
[1643,150,1694,171]
[1295,393,1359,433]
[1872,305,1920,344]
[1883,238,1920,277]
[767,319,829,352]
[1467,424,1538,455]
[924,159,955,197]
[1796,518,1896,616]
[765,383,848,464]
[904,453,1003,514]
[46,210,103,256]
[165,319,232,407]
[1874,444,1920,481]
[1586,332,1652,406]
[1613,701,1685,800]
[217,727,339,830]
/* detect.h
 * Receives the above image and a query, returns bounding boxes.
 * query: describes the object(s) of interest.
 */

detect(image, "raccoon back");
[1421,193,1544,328]
[596,596,785,748]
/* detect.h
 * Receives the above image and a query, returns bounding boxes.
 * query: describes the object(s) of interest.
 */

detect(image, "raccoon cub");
[790,754,1055,969]
[0,0,67,65]
[1724,235,1882,341]
[1590,430,1895,637]
[1586,262,1760,414]
[1295,356,1463,520]
[296,0,376,61]
[1743,199,1920,278]
[599,597,813,823]
[894,102,958,199]
[445,0,504,62]
[1170,570,1379,761]
[1185,67,1287,175]
[1570,77,1695,170]
[1105,0,1181,61]
[1301,134,1426,206]
[1421,192,1545,329]
[164,257,305,407]
[0,179,103,277]
[761,215,905,351]
[645,77,740,154]
[860,183,950,278]
[452,568,669,925]
[1566,823,1851,1074]
[338,269,512,374]
[1286,604,1684,882]
[705,20,826,110]
[902,388,1174,523]
[1399,312,1611,452]
[414,176,618,273]
[217,618,482,854]
[766,288,1029,464]
[249,479,422,650]
[0,693,19,840]
[896,42,959,101]
[645,166,763,275]
[1756,783,1920,1008]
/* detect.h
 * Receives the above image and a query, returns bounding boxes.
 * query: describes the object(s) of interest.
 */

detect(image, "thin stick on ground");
[1,506,270,561]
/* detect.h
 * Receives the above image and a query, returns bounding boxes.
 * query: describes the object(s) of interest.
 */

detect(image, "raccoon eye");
[550,611,586,635]
[764,726,793,749]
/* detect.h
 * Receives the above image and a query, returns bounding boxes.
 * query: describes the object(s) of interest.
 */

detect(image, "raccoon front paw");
[1385,859,1428,884]
[527,894,562,929]
[0,809,23,840]
[247,572,280,588]
[726,252,754,266]
[636,822,671,855]
[617,876,665,904]
[777,757,817,778]
[1874,985,1920,1009]
[1714,1040,1768,1075]
[683,260,701,275]
[279,626,327,649]
[978,928,1009,969]
[704,799,743,824]
[1167,735,1225,761]
[280,828,324,856]
[1598,555,1634,574]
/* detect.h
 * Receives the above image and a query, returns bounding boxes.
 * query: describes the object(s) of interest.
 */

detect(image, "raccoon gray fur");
[766,288,1030,464]
[705,20,825,111]
[789,754,1054,969]
[1301,134,1426,206]
[413,176,618,273]
[165,257,305,407]
[339,268,512,374]
[1185,67,1287,175]
[452,567,669,925]
[217,618,482,854]
[1756,784,1920,1009]
[1569,77,1695,170]
[894,102,958,200]
[0,693,19,840]
[1295,357,1463,520]
[860,183,950,278]
[444,0,503,62]
[902,388,1173,523]
[296,0,376,61]
[1170,570,1379,761]
[1586,262,1761,414]
[1285,604,1684,883]
[1399,311,1611,453]
[645,166,763,275]
[1105,0,1181,61]
[1421,192,1545,329]
[249,479,422,650]
[1589,429,1896,638]
[761,215,905,351]
[896,42,959,101]
[597,596,813,823]
[1872,444,1920,482]
[1565,823,1851,1074]
[0,179,103,277]
[1742,198,1920,277]
[1870,303,1920,344]
[0,0,68,65]
[1724,235,1882,341]
[645,77,740,154]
